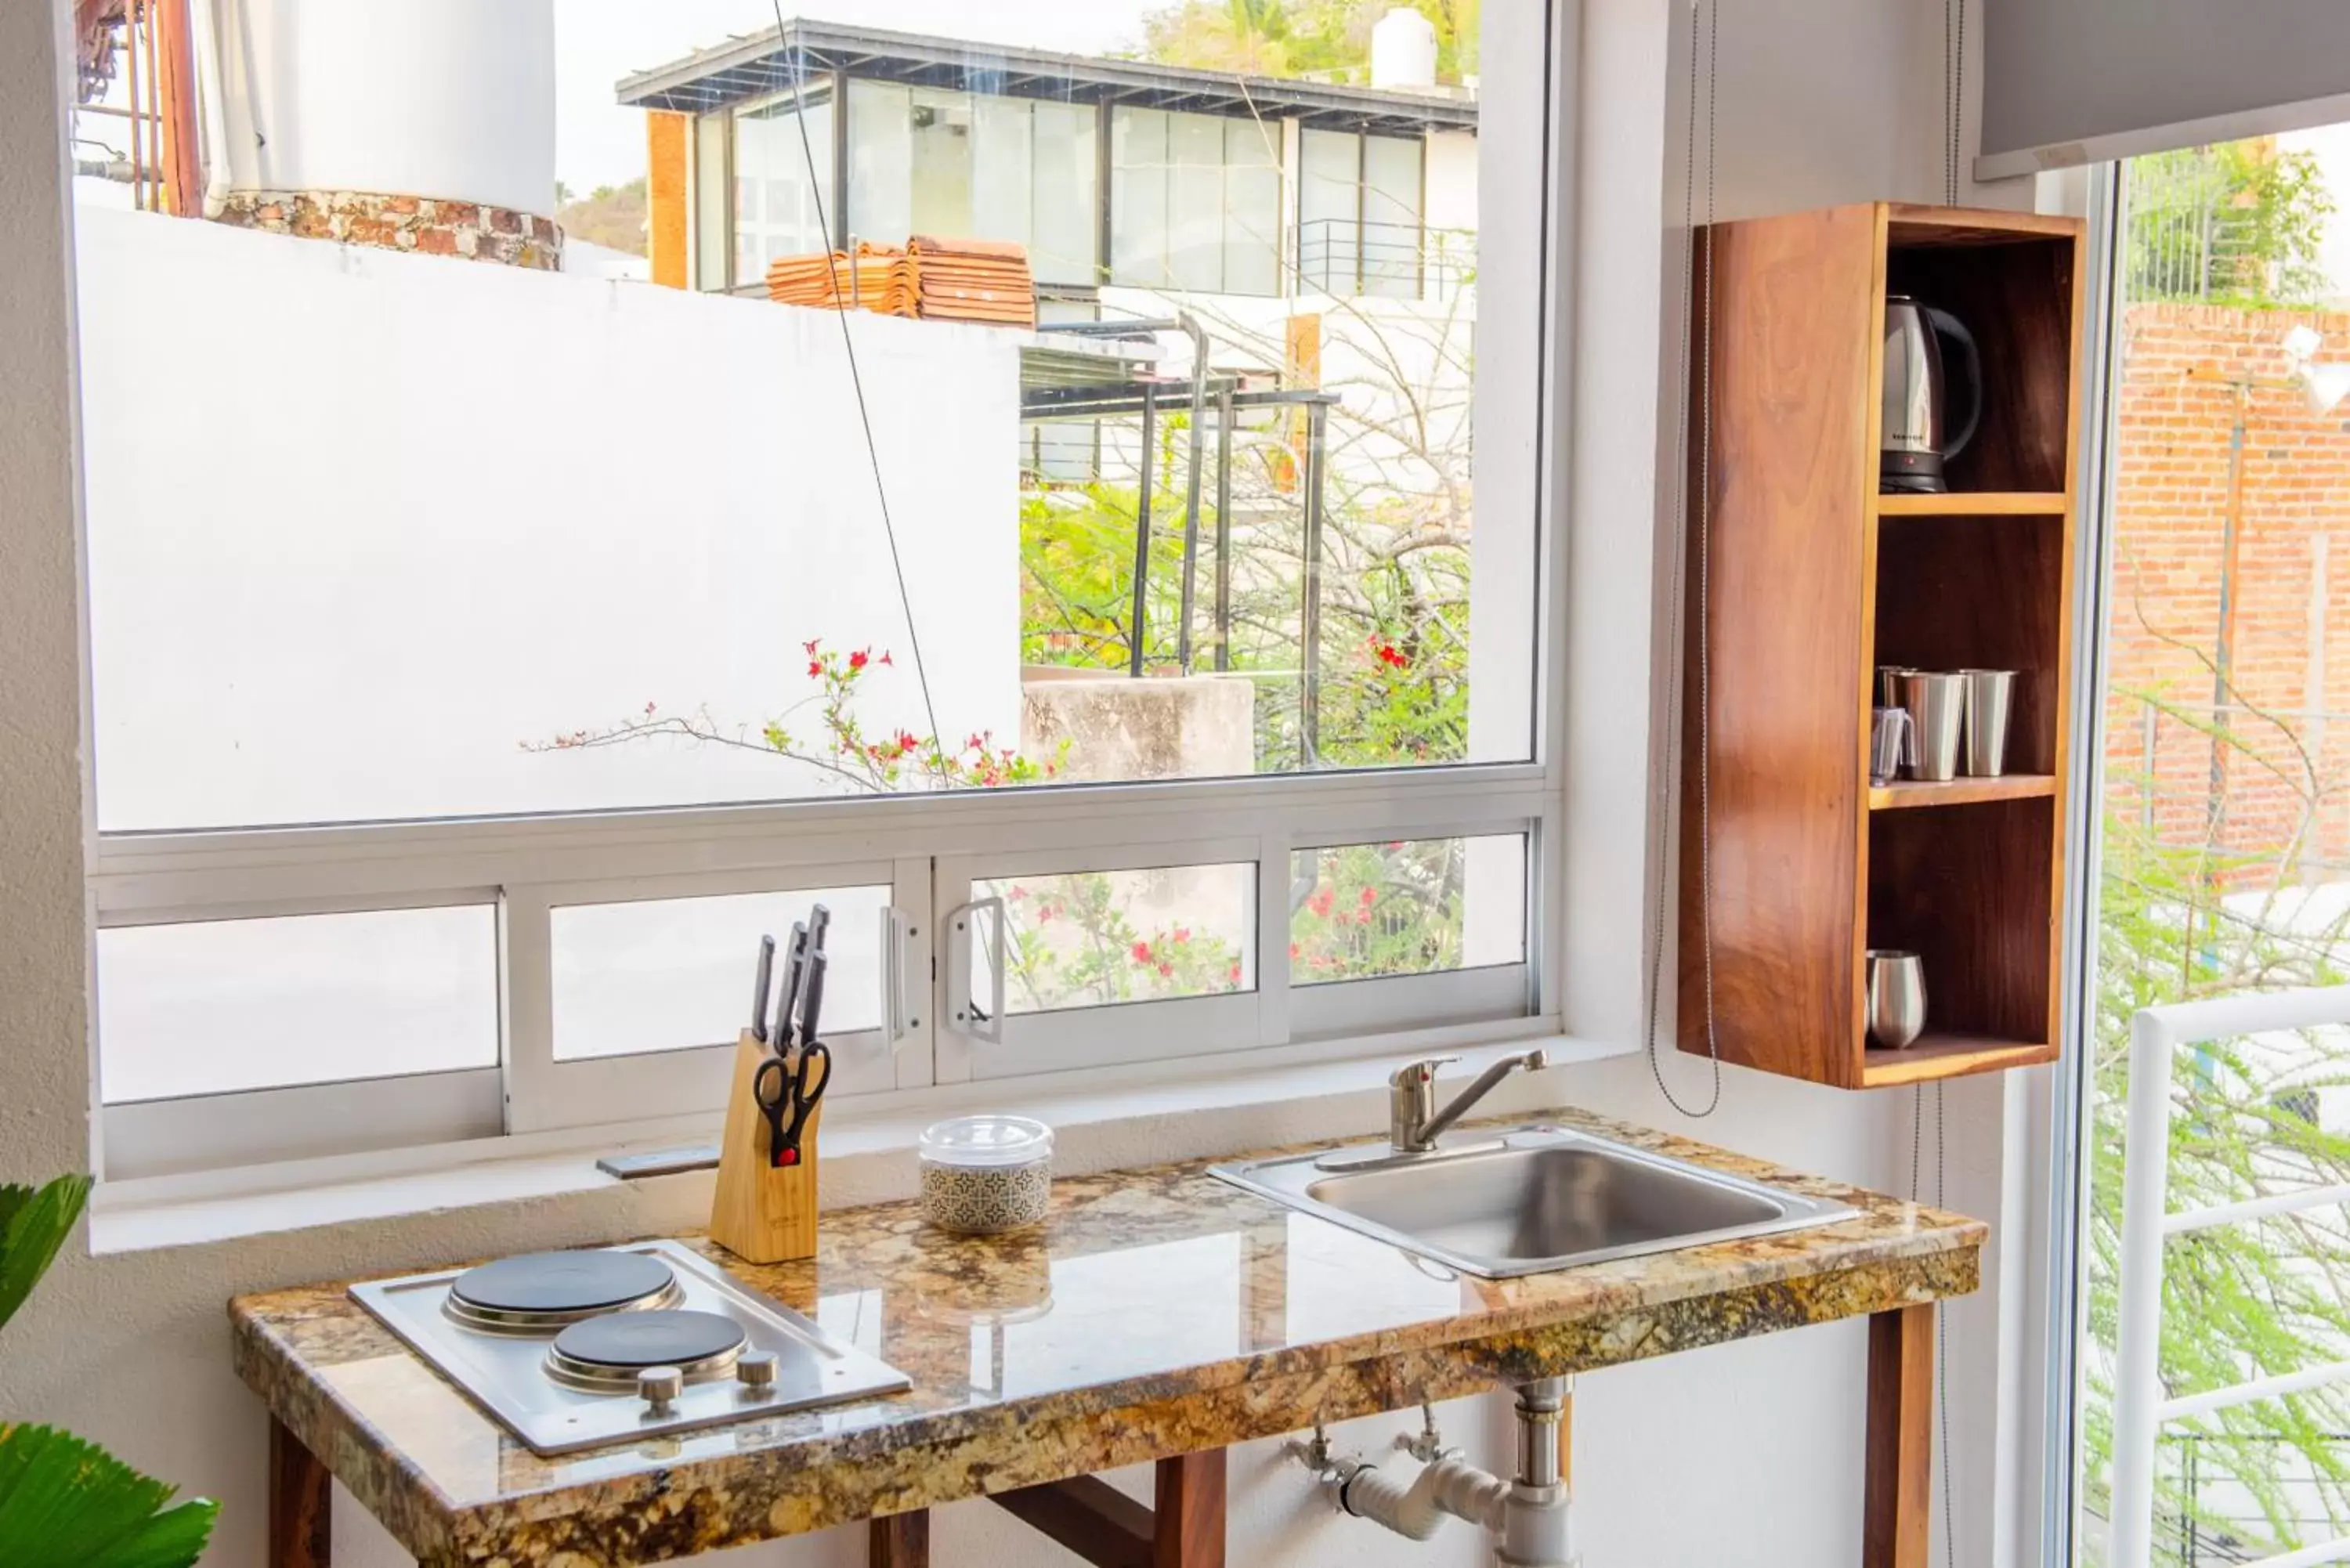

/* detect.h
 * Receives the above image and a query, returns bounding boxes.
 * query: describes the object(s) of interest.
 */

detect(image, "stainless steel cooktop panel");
[350,1238,909,1456]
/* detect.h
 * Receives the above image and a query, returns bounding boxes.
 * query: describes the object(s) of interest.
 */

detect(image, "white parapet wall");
[75,206,1024,829]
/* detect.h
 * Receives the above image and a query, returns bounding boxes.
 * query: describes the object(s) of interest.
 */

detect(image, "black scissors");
[754,952,831,1167]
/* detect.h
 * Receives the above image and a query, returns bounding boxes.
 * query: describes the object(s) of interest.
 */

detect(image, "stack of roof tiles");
[765,236,1035,328]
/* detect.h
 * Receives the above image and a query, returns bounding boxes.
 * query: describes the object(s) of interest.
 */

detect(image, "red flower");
[1289,941,1300,959]
[1358,887,1376,908]
[1172,927,1191,944]
[848,649,870,672]
[1158,961,1173,977]
[806,660,823,678]
[878,650,895,667]
[802,638,820,656]
[1307,887,1335,918]
[1227,961,1242,984]
[1009,885,1028,901]
[897,729,920,751]
[1375,643,1408,668]
[1131,940,1152,963]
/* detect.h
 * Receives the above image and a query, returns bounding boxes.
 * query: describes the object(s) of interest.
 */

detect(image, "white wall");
[0,4,2066,1568]
[76,208,1021,831]
[212,0,558,215]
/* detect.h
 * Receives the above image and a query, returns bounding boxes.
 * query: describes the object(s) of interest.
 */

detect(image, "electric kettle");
[1881,296,1981,493]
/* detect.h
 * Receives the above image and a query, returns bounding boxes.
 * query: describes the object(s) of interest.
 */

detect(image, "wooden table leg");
[1864,1302,1934,1568]
[1152,1449,1225,1568]
[269,1415,331,1568]
[871,1508,931,1566]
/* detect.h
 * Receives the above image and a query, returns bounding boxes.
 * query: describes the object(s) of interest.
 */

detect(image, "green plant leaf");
[0,1423,216,1568]
[0,1175,89,1334]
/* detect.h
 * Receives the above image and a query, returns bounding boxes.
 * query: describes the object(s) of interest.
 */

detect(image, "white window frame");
[81,0,1573,1185]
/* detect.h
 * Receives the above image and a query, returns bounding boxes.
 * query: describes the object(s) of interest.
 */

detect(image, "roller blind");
[1979,0,2350,179]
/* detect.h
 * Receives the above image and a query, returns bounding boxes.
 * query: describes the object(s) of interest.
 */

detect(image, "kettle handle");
[1924,305,1982,461]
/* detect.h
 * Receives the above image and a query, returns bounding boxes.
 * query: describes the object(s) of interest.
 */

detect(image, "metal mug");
[1865,949,1927,1050]
[1959,668,2017,778]
[1876,665,1918,709]
[1897,671,1967,783]
[1870,707,1914,786]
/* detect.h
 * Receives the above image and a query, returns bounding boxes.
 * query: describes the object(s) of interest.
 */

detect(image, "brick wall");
[214,190,562,269]
[2103,302,2350,882]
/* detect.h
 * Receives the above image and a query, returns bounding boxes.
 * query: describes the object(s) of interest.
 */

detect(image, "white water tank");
[215,0,556,214]
[1370,7,1440,92]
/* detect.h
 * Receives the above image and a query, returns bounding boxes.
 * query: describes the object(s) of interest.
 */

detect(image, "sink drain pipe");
[1289,1379,1575,1566]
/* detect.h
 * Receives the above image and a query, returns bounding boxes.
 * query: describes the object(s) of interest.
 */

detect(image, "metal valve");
[637,1364,685,1414]
[736,1351,779,1393]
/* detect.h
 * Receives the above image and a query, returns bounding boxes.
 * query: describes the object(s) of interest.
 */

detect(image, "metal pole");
[1177,315,1209,675]
[1129,387,1156,678]
[1300,399,1326,760]
[1214,388,1234,674]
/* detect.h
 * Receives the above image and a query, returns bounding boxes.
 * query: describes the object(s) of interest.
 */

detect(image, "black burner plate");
[552,1309,746,1370]
[450,1250,675,1315]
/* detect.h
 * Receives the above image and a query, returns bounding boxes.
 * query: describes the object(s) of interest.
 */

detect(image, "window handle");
[881,905,920,1053]
[944,896,1006,1046]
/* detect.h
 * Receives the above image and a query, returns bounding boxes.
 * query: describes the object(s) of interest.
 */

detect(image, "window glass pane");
[74,6,1537,829]
[695,111,731,291]
[1299,128,1360,294]
[978,863,1255,1014]
[1030,101,1098,286]
[96,908,497,1102]
[1361,135,1424,298]
[1289,836,1524,983]
[1108,107,1169,287]
[848,80,913,248]
[908,88,974,240]
[735,89,833,274]
[969,95,1031,248]
[551,887,886,1060]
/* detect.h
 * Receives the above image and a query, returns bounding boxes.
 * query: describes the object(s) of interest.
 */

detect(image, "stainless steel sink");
[1209,1125,1854,1279]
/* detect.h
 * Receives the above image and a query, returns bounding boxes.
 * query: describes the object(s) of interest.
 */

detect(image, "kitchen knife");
[750,934,776,1044]
[806,901,833,957]
[772,920,808,1052]
[794,948,829,1053]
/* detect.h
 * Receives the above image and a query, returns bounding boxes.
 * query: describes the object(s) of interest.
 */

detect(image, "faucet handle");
[1390,1055,1458,1088]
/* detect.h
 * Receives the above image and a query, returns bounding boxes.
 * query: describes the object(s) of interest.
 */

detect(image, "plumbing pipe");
[187,0,232,216]
[1335,1454,1510,1541]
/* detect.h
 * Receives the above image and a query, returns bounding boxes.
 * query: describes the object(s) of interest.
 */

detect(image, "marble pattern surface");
[230,1109,1985,1566]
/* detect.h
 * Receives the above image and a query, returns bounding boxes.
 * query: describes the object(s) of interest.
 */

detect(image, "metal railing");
[2128,147,2258,303]
[2110,985,2350,1568]
[1294,219,1475,302]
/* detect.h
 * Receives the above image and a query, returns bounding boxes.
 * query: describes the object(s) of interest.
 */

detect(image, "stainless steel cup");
[1960,668,2017,778]
[1865,949,1927,1050]
[1870,706,1914,786]
[1876,665,1917,709]
[1897,671,1967,782]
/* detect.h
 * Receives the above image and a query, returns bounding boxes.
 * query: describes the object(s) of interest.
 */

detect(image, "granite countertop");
[230,1108,1985,1567]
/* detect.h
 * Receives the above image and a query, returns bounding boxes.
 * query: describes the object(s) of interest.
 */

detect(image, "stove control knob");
[638,1365,685,1415]
[736,1351,779,1394]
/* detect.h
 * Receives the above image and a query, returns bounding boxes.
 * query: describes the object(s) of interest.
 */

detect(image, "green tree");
[1138,0,1480,84]
[2128,143,2335,307]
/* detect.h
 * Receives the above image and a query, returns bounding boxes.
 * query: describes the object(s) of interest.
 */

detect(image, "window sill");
[89,1028,1632,1255]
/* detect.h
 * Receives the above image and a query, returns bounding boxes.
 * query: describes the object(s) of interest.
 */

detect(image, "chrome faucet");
[1390,1050,1551,1154]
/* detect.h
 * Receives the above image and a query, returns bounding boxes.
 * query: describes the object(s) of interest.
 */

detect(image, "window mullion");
[499,886,555,1135]
[1257,835,1292,1047]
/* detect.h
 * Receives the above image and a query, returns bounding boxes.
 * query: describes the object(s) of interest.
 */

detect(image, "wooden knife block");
[708,1030,822,1264]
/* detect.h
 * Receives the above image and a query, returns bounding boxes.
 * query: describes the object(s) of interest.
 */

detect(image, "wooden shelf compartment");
[1676,201,2084,1092]
[1861,1033,2061,1089]
[1883,213,2081,497]
[1874,491,2066,516]
[1868,775,2056,811]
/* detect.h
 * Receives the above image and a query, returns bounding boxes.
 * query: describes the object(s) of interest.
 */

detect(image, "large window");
[1108,107,1282,295]
[68,1,1553,1178]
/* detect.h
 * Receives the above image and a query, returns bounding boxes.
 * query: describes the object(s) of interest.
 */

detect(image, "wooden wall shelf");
[1875,492,2066,516]
[1867,775,2056,811]
[1678,201,2086,1091]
